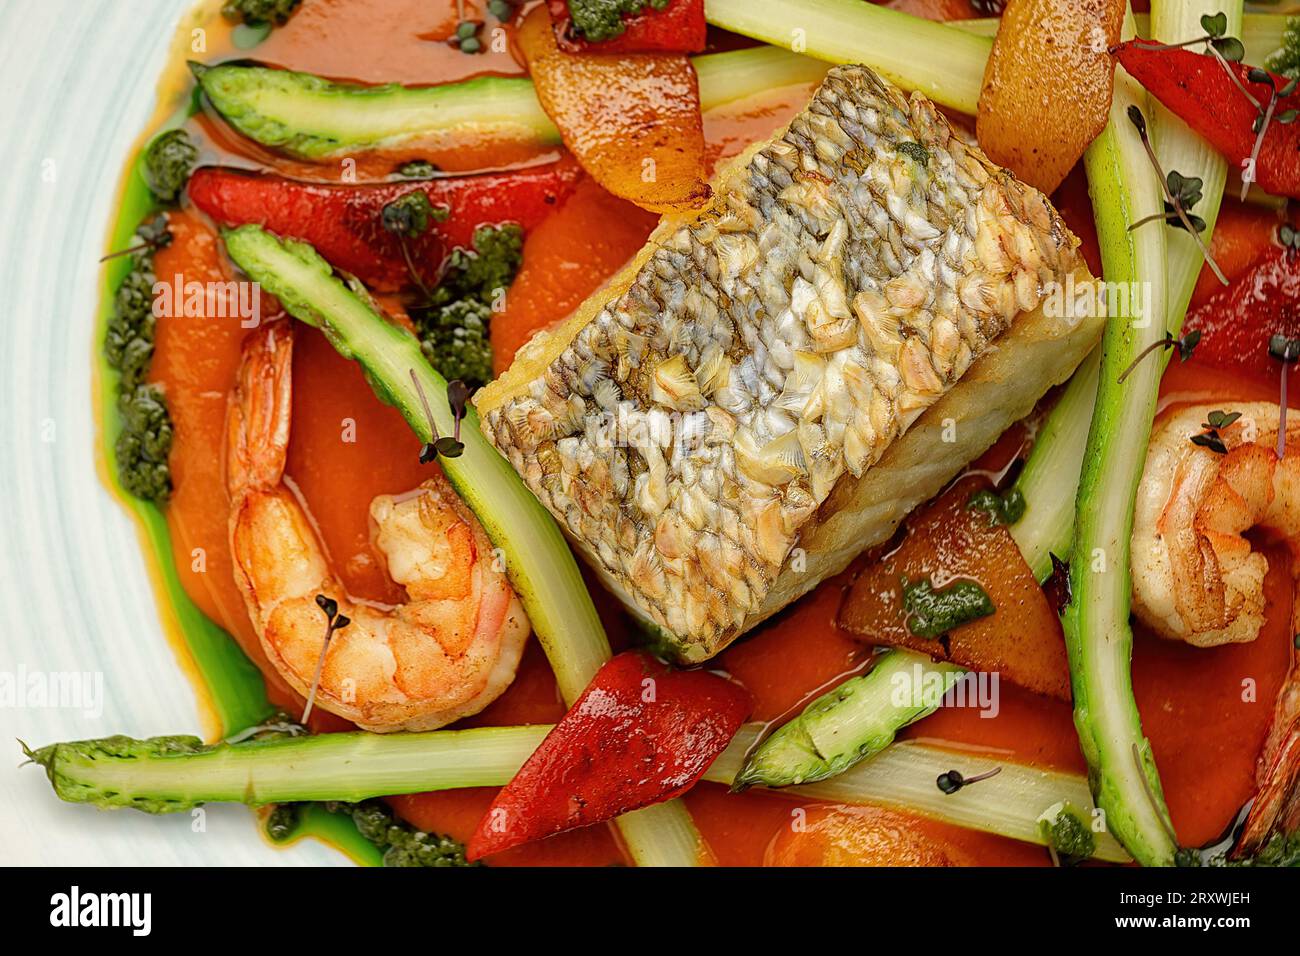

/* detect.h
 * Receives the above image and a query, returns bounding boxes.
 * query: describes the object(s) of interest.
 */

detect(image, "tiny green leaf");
[1204,409,1241,430]
[1212,36,1246,63]
[1190,431,1228,455]
[1126,104,1147,135]
[1177,330,1202,362]
[1268,333,1300,362]
[434,436,465,458]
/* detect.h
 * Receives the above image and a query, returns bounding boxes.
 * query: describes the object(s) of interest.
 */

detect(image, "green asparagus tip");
[17,739,48,768]
[729,767,758,794]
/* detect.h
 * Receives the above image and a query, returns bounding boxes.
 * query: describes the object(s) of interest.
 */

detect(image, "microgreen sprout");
[1126,107,1226,285]
[410,369,465,462]
[302,594,351,725]
[1131,13,1244,63]
[1129,171,1206,234]
[99,213,173,262]
[936,766,1001,795]
[381,191,445,239]
[1190,409,1239,456]
[1204,409,1242,430]
[380,191,448,299]
[1269,333,1300,456]
[1239,68,1298,201]
[1127,15,1296,207]
[1116,329,1201,384]
[446,379,471,446]
[451,0,484,53]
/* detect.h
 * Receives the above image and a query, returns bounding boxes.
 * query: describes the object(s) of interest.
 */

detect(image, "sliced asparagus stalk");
[732,650,964,790]
[1061,7,1178,867]
[703,0,991,114]
[25,724,1127,862]
[194,47,828,160]
[1008,348,1101,582]
[24,727,548,811]
[716,727,1131,863]
[221,226,704,866]
[1151,1,1240,328]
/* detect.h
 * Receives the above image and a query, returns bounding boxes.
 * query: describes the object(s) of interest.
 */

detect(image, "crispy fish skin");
[478,64,1094,662]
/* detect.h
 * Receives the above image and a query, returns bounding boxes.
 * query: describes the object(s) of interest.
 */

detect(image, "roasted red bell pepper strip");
[1183,238,1300,385]
[466,650,750,860]
[1115,42,1300,200]
[187,157,582,291]
[546,0,706,54]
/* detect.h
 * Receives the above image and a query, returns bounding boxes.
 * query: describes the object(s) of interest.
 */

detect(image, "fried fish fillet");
[477,64,1102,662]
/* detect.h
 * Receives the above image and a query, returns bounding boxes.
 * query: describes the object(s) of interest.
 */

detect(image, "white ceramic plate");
[0,0,345,866]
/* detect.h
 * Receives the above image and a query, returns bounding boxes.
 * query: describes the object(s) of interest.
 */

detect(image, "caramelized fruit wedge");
[837,476,1071,700]
[763,806,963,867]
[977,0,1124,195]
[517,5,710,213]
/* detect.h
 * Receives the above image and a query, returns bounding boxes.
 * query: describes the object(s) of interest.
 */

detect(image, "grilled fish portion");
[478,64,1088,662]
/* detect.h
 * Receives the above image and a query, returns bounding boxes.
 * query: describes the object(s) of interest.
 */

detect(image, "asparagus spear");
[22,725,1128,862]
[23,727,546,811]
[732,650,964,790]
[703,0,990,114]
[1059,7,1178,867]
[1006,350,1101,582]
[193,46,828,159]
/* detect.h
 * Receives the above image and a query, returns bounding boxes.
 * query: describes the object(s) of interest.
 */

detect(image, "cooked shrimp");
[225,320,529,732]
[1131,402,1300,648]
[1238,688,1300,855]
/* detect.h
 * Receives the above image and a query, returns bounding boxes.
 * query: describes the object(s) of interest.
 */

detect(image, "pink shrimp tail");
[1236,718,1300,857]
[226,320,294,498]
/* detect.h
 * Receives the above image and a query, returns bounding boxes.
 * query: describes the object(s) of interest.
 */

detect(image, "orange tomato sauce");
[142,0,1291,866]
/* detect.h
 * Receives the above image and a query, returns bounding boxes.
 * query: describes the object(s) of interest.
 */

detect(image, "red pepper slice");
[187,158,582,291]
[546,0,706,54]
[1183,241,1300,384]
[1115,42,1300,200]
[467,650,750,860]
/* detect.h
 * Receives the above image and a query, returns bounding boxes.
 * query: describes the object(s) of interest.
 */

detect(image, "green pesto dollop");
[567,0,672,44]
[967,486,1026,527]
[1038,803,1096,864]
[326,800,476,867]
[413,223,524,390]
[221,0,301,27]
[142,129,198,203]
[901,576,995,639]
[105,216,175,502]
